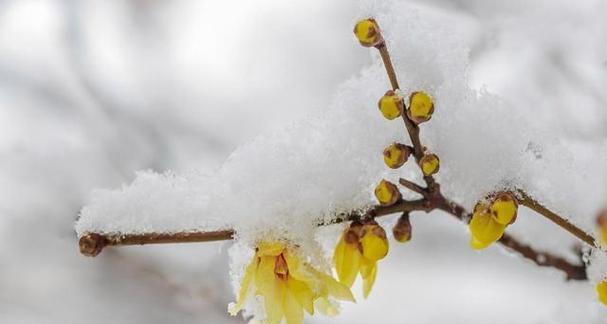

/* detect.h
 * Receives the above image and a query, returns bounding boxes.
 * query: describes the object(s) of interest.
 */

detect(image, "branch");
[499,233,588,280]
[78,20,590,282]
[516,189,597,247]
[79,230,235,257]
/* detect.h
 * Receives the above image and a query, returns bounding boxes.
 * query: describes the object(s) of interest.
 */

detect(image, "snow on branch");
[75,9,607,321]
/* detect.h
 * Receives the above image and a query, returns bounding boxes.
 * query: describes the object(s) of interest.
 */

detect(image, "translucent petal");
[316,270,355,302]
[491,197,517,225]
[255,256,284,324]
[287,278,315,315]
[285,251,314,282]
[360,258,377,298]
[229,257,257,316]
[335,242,361,287]
[315,297,339,317]
[468,210,506,250]
[257,242,285,257]
[284,286,305,324]
[597,281,607,306]
[333,236,346,281]
[360,229,388,262]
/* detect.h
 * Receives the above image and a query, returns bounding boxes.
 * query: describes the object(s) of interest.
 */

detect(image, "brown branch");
[399,178,427,197]
[499,233,588,280]
[516,189,597,247]
[77,19,590,282]
[79,230,235,257]
[377,43,400,91]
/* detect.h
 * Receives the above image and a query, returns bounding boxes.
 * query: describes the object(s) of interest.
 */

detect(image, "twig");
[77,20,591,282]
[377,43,400,91]
[516,189,596,247]
[79,230,235,257]
[499,233,588,280]
[399,178,427,197]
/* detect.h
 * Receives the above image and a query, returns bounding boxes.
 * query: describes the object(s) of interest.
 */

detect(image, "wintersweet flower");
[229,241,354,324]
[334,222,389,298]
[407,91,434,124]
[419,153,440,176]
[378,90,404,120]
[490,192,518,225]
[469,202,506,250]
[353,18,382,47]
[383,143,411,169]
[374,179,401,206]
[596,280,607,306]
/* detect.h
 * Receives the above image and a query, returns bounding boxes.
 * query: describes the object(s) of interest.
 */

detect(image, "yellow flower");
[419,154,440,176]
[407,91,434,124]
[469,202,506,250]
[334,222,389,298]
[229,241,354,324]
[374,179,401,206]
[490,192,518,225]
[377,90,404,120]
[597,280,607,306]
[383,143,411,169]
[353,18,382,47]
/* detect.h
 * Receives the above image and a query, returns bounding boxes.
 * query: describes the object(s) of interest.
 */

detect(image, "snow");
[3,0,607,323]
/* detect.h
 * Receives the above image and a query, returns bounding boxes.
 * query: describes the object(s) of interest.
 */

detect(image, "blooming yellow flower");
[334,222,389,298]
[229,241,354,324]
[469,202,506,250]
[596,280,607,306]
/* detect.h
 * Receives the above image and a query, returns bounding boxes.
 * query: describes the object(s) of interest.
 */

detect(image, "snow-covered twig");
[78,19,592,283]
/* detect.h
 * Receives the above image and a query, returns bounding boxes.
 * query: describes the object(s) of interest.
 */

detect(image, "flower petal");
[284,286,305,324]
[228,257,257,316]
[360,226,389,262]
[334,241,361,287]
[315,297,339,317]
[257,242,285,257]
[255,256,284,324]
[360,259,377,298]
[287,278,315,315]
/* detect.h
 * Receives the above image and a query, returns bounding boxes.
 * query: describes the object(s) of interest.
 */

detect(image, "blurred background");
[1,0,606,323]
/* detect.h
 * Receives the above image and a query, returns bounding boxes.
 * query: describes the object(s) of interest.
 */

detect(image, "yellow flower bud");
[353,18,382,47]
[469,202,506,250]
[491,192,518,225]
[383,143,411,169]
[407,91,434,124]
[419,153,440,176]
[392,213,412,243]
[597,280,607,306]
[374,179,401,206]
[377,90,404,120]
[360,223,389,262]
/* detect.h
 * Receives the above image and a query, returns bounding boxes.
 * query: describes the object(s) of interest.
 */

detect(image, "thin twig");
[77,20,591,282]
[377,43,400,90]
[499,233,588,280]
[516,189,596,247]
[398,178,427,197]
